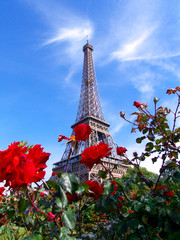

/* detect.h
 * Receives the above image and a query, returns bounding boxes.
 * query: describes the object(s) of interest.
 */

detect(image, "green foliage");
[0,87,180,239]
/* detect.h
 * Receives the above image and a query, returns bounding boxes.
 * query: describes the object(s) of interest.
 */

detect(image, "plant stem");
[65,146,73,172]
[172,94,180,133]
[26,190,49,218]
[101,162,114,179]
[26,187,61,228]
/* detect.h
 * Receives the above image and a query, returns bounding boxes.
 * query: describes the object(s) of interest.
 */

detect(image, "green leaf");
[115,222,128,234]
[59,173,80,195]
[103,180,114,195]
[152,157,158,163]
[101,197,110,209]
[127,233,140,240]
[53,185,68,212]
[25,216,35,227]
[145,142,154,151]
[18,198,31,213]
[136,136,146,144]
[23,233,43,240]
[134,202,144,211]
[155,145,161,151]
[76,182,89,194]
[147,133,155,141]
[59,227,76,240]
[142,215,148,224]
[142,128,148,134]
[156,139,161,145]
[98,170,108,179]
[46,180,60,192]
[113,179,124,188]
[173,171,180,181]
[145,205,151,212]
[127,219,140,228]
[167,231,180,240]
[57,171,63,178]
[167,209,180,225]
[62,211,76,230]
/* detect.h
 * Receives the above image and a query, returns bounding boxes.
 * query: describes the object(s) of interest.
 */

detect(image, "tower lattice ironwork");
[53,41,128,182]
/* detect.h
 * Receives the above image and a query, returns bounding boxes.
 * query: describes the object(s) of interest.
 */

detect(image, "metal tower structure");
[53,41,128,181]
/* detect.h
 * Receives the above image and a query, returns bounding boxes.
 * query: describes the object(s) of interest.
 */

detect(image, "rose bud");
[120,111,125,118]
[133,101,144,108]
[117,147,127,156]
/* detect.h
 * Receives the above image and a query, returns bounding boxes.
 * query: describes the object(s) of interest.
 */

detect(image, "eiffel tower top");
[73,40,107,127]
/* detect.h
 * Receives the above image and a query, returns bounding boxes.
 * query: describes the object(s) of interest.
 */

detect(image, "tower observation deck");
[53,41,128,181]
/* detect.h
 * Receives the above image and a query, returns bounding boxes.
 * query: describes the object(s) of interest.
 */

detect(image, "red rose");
[27,145,50,171]
[0,142,50,188]
[165,190,174,198]
[81,143,112,170]
[116,147,127,156]
[85,180,103,200]
[133,101,143,108]
[156,185,164,190]
[58,124,91,143]
[52,171,57,176]
[66,192,79,204]
[74,123,91,141]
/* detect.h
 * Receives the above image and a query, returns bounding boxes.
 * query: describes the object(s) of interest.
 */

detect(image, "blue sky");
[0,0,180,180]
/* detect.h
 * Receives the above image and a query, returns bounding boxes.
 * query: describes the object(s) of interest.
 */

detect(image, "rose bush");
[0,87,179,239]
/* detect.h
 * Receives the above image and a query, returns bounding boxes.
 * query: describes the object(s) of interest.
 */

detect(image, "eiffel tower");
[53,41,128,181]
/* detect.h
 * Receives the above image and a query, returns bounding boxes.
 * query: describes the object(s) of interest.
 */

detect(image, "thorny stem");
[141,108,153,118]
[153,100,158,126]
[26,187,61,228]
[42,179,54,197]
[65,146,73,172]
[123,117,138,126]
[118,183,130,202]
[153,153,167,191]
[172,94,180,133]
[101,162,114,179]
[26,190,49,218]
[59,211,64,227]
[78,199,82,238]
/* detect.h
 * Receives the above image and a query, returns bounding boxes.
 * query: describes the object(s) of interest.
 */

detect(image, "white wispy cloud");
[111,26,157,62]
[130,71,156,101]
[43,27,92,46]
[110,121,125,136]
[107,1,180,62]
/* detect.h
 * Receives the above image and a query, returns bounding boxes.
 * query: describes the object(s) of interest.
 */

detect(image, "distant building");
[53,41,128,181]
